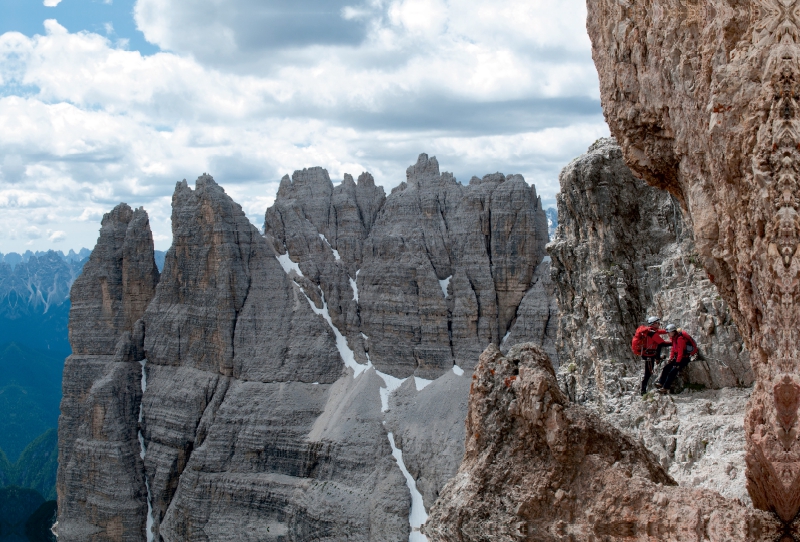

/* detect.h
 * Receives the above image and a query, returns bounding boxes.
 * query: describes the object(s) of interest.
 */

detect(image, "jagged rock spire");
[58,203,158,541]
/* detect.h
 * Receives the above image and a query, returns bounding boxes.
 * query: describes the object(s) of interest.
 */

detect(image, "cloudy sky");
[0,0,607,252]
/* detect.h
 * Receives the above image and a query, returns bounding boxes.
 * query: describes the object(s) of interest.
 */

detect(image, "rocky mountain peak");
[147,174,262,374]
[406,153,441,185]
[58,203,158,541]
[276,167,333,201]
[68,203,158,357]
[356,171,374,187]
[59,154,557,541]
[468,172,505,186]
[404,153,459,191]
[264,155,551,379]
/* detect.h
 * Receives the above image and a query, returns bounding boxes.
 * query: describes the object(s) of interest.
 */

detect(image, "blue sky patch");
[0,0,158,54]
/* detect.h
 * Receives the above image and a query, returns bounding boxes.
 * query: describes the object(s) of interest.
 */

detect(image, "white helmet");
[647,316,660,325]
[665,324,677,333]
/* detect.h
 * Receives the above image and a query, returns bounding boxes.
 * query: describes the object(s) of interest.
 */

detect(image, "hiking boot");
[657,388,669,395]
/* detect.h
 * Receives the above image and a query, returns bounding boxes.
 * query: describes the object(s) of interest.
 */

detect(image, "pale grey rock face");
[363,159,549,378]
[549,138,752,404]
[145,176,342,382]
[61,155,556,541]
[139,176,410,540]
[264,168,385,367]
[69,205,159,356]
[385,371,472,510]
[266,154,550,380]
[546,139,754,513]
[152,374,410,541]
[501,259,558,367]
[58,204,159,542]
[606,388,752,506]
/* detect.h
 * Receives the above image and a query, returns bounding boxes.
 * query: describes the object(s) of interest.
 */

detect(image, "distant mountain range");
[0,251,87,353]
[0,249,167,352]
[0,250,82,506]
[0,249,91,268]
[546,206,557,240]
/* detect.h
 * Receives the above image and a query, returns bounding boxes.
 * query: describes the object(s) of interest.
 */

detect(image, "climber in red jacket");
[633,316,671,396]
[656,324,698,393]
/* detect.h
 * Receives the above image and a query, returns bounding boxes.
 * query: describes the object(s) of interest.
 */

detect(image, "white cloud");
[48,230,66,242]
[43,0,62,6]
[77,206,106,222]
[0,2,605,252]
[389,0,449,36]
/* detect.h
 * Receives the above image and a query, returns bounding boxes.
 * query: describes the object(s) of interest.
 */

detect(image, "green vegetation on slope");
[0,343,64,461]
[0,430,58,501]
[0,450,10,489]
[0,486,45,536]
[0,336,61,501]
[13,430,57,501]
[25,500,57,542]
[0,302,71,356]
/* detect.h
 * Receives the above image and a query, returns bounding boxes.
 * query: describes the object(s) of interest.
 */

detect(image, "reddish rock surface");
[587,0,800,524]
[423,343,782,541]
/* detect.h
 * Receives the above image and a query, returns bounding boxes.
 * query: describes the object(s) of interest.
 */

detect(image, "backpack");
[631,325,650,356]
[679,330,698,358]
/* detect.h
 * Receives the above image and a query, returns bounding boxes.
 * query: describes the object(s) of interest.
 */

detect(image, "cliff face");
[265,154,551,378]
[501,258,559,365]
[59,157,553,541]
[424,140,768,538]
[551,139,752,402]
[58,204,159,541]
[549,139,756,503]
[586,1,800,521]
[424,344,781,541]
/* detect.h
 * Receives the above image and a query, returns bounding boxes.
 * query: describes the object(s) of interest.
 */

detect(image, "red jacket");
[669,331,697,364]
[644,328,670,355]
